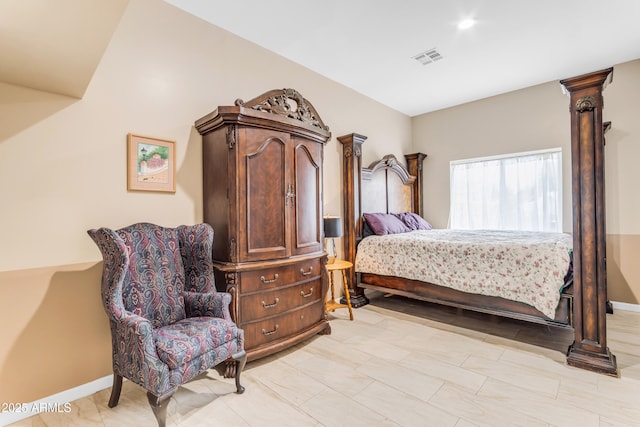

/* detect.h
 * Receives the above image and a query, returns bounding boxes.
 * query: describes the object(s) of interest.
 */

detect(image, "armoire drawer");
[241,301,325,348]
[239,279,321,323]
[241,258,321,293]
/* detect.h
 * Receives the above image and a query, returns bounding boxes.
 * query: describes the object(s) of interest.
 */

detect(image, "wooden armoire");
[195,89,332,361]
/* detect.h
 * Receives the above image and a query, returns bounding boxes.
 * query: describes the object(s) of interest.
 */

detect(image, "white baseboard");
[0,375,113,426]
[611,300,640,313]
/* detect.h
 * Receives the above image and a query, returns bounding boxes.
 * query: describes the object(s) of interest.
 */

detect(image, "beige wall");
[601,60,640,304]
[412,59,640,305]
[0,0,411,403]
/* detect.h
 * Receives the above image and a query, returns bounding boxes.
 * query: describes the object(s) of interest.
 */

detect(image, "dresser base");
[246,320,331,362]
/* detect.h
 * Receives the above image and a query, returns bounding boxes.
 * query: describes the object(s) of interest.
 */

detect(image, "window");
[449,148,562,232]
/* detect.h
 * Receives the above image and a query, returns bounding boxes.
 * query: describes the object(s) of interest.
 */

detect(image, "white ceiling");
[165,0,640,116]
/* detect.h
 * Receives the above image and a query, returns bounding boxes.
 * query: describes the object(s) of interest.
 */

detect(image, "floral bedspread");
[355,229,573,318]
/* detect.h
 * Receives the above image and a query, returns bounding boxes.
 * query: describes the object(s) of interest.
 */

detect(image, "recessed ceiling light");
[458,18,476,30]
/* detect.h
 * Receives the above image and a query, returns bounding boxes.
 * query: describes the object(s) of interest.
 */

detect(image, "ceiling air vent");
[413,48,443,65]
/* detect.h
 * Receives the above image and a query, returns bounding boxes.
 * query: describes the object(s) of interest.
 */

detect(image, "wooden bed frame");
[340,149,574,327]
[338,68,618,375]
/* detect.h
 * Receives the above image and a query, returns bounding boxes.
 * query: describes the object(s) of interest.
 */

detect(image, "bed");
[341,150,574,328]
[357,226,574,323]
[336,66,618,376]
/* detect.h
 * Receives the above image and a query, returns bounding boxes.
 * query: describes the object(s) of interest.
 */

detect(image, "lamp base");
[326,238,338,264]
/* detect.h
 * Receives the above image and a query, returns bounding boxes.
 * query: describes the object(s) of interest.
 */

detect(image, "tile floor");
[9,292,640,426]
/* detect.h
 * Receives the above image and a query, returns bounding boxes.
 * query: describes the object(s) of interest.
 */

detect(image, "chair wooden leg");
[108,374,123,408]
[234,351,247,394]
[147,392,172,427]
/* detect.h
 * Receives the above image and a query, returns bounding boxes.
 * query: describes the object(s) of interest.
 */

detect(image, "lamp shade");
[323,217,342,238]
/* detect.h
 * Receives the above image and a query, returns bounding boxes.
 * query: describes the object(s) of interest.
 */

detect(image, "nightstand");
[325,259,354,320]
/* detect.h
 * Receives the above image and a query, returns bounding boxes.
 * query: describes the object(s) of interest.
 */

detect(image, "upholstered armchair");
[88,222,246,427]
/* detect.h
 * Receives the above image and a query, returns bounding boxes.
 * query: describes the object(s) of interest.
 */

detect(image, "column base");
[341,291,369,308]
[566,343,618,377]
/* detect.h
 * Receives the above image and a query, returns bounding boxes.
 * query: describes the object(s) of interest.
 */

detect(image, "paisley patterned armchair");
[88,223,246,427]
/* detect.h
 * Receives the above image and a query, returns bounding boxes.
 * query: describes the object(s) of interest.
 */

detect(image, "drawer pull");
[260,273,279,284]
[261,298,280,309]
[300,287,314,298]
[261,324,279,336]
[300,266,313,276]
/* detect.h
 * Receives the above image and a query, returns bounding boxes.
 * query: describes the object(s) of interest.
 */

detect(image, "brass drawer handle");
[300,287,314,298]
[260,273,279,284]
[300,266,313,276]
[261,324,279,336]
[261,298,280,309]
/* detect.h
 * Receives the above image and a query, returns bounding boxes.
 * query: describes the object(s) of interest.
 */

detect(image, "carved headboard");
[362,154,416,215]
[338,133,426,304]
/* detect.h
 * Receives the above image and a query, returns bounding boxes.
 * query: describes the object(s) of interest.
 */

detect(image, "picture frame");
[127,133,176,193]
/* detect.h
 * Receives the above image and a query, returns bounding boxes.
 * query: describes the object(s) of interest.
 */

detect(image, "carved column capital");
[576,96,596,112]
[344,146,361,158]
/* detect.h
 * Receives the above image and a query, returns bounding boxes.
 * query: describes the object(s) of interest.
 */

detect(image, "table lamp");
[323,216,342,264]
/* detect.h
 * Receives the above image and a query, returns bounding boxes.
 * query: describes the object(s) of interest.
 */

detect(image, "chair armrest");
[183,291,232,321]
[117,312,153,336]
[113,313,156,362]
[110,312,172,396]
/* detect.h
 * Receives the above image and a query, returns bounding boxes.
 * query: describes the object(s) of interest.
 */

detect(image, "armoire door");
[292,137,323,256]
[237,127,292,262]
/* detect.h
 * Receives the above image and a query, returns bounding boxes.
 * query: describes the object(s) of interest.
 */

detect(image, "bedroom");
[1,0,639,425]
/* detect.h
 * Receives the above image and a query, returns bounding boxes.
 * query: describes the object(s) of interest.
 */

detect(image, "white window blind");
[449,148,562,232]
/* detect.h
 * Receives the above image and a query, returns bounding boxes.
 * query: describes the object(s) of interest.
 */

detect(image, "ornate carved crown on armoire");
[195,89,332,361]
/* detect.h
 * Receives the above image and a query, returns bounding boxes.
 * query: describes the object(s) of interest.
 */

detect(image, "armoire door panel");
[293,140,322,255]
[239,128,291,261]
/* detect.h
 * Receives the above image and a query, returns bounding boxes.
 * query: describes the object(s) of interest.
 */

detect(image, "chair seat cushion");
[154,317,240,369]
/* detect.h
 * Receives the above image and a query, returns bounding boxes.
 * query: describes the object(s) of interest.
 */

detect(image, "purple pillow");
[363,213,411,235]
[393,212,432,231]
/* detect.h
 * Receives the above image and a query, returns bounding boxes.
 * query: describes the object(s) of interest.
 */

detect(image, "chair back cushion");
[177,224,216,293]
[117,223,186,328]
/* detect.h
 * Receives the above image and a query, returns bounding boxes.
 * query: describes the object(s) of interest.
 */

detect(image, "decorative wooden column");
[560,67,618,376]
[405,152,427,217]
[338,133,369,307]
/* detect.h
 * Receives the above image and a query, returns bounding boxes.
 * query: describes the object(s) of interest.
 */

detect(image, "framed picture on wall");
[127,133,176,193]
